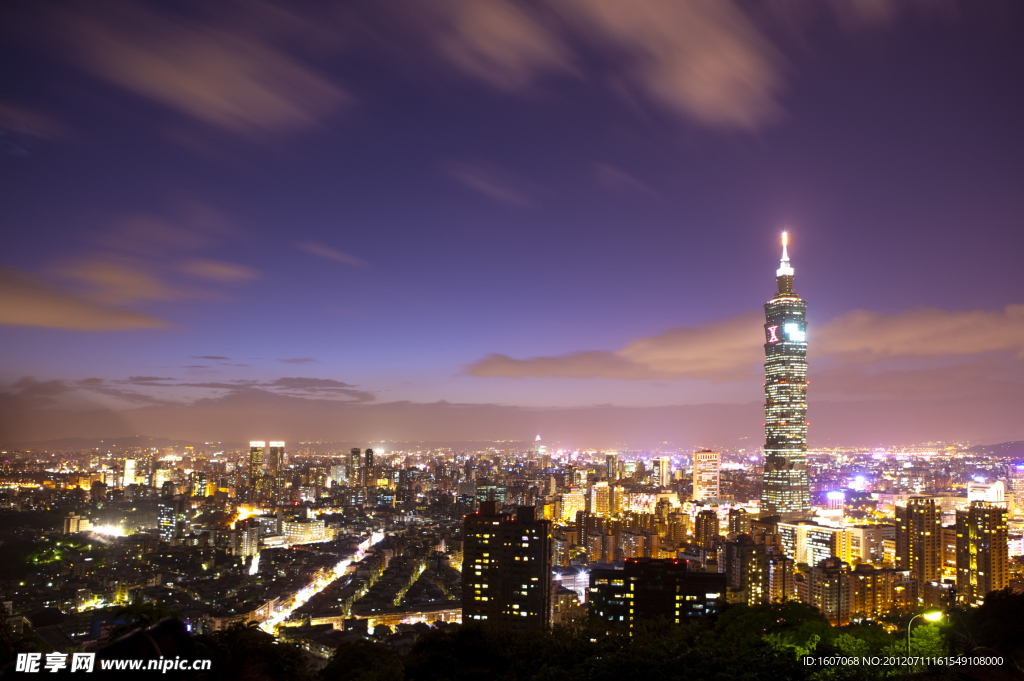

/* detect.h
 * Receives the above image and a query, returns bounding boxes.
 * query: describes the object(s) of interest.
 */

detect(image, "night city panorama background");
[1,0,1022,449]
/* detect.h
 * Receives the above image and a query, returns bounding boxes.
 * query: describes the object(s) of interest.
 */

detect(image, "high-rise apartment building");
[694,509,719,549]
[728,508,752,535]
[236,518,260,558]
[759,233,812,522]
[956,501,1008,606]
[693,450,720,501]
[590,481,611,517]
[63,513,92,535]
[895,497,942,585]
[722,534,767,605]
[158,496,186,545]
[804,557,852,626]
[589,558,725,629]
[462,502,553,630]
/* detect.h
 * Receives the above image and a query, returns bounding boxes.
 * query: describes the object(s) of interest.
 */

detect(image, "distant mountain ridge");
[967,441,1024,459]
[4,435,210,452]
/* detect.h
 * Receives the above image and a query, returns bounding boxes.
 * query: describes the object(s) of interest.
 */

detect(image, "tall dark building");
[363,448,374,486]
[759,233,812,522]
[349,448,361,485]
[248,441,265,486]
[589,558,725,629]
[895,497,942,585]
[462,502,552,630]
[268,441,284,499]
[722,534,767,606]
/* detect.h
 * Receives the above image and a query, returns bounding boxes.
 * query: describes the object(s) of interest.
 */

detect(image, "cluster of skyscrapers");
[455,234,1015,632]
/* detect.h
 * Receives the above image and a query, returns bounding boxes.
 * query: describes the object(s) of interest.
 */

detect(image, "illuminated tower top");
[775,231,795,294]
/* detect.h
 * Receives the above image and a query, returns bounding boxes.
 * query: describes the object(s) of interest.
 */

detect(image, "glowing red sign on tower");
[766,325,779,343]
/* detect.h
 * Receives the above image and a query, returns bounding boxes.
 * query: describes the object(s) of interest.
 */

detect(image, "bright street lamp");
[907,610,944,654]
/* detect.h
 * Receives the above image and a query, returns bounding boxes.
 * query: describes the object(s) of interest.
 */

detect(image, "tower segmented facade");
[759,233,812,522]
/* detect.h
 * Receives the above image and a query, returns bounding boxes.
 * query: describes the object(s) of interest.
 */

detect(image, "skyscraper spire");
[776,231,794,278]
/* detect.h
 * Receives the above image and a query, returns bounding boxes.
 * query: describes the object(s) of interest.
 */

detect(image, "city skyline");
[3,3,1024,677]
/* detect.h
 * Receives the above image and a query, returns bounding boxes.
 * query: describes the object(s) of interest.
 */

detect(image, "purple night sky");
[1,1,1022,448]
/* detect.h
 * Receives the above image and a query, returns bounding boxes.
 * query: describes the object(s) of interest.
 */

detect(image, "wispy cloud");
[0,267,171,331]
[179,259,259,282]
[445,161,534,207]
[409,0,949,131]
[0,101,68,155]
[278,358,317,365]
[557,0,785,130]
[296,241,370,269]
[418,0,574,91]
[13,203,261,330]
[52,1,350,137]
[417,0,783,130]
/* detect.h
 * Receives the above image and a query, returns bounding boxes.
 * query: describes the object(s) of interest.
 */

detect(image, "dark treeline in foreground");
[4,595,1024,680]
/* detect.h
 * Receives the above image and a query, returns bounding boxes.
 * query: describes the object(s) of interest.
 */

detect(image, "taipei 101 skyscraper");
[759,233,812,522]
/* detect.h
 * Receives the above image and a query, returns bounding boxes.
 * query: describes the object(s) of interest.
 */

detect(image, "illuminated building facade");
[1009,465,1024,514]
[590,481,611,517]
[589,558,725,629]
[956,501,1008,606]
[282,518,327,545]
[158,497,186,545]
[656,456,671,488]
[236,518,260,558]
[693,450,720,501]
[778,522,853,566]
[805,557,852,626]
[895,497,942,585]
[462,502,553,630]
[63,513,92,535]
[560,489,586,522]
[759,233,812,522]
[248,441,265,486]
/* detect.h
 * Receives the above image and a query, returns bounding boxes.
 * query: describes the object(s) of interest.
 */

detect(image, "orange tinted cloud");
[468,304,1024,381]
[818,304,1024,360]
[0,267,170,330]
[469,312,763,381]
